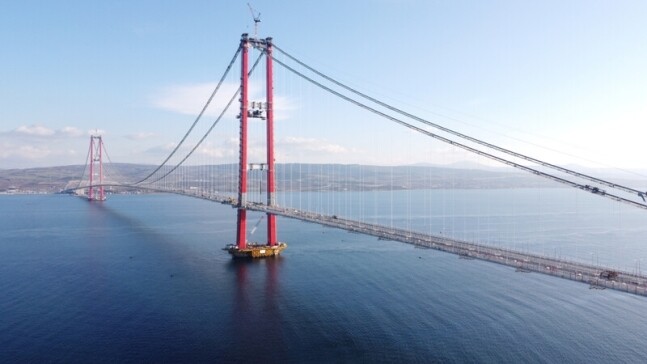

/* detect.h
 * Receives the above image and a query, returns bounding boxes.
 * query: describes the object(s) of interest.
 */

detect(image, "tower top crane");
[247,3,261,37]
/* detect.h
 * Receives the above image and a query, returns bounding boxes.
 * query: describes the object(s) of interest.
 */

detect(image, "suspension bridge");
[65,34,647,296]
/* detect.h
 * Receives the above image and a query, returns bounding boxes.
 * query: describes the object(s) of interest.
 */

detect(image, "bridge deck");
[72,187,647,297]
[238,200,647,297]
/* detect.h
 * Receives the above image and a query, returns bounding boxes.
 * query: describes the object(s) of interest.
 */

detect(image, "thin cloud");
[0,124,105,167]
[273,136,361,164]
[0,143,46,159]
[144,142,178,155]
[125,132,157,140]
[151,82,297,120]
[0,143,77,160]
[152,82,242,117]
[198,144,236,159]
[279,136,348,154]
[2,124,89,139]
[59,126,84,137]
[13,125,55,137]
[87,129,106,136]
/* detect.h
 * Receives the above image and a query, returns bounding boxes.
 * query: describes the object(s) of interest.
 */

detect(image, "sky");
[1,0,646,170]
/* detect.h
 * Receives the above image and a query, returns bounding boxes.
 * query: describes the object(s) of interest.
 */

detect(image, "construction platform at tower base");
[225,243,287,258]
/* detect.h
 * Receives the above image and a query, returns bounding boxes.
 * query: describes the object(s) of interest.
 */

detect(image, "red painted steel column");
[88,136,94,200]
[265,37,278,246]
[236,34,249,249]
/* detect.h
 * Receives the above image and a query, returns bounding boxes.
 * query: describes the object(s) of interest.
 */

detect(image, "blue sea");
[1,192,647,363]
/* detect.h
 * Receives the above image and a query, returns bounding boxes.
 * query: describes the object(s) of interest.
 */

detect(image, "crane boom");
[247,3,261,37]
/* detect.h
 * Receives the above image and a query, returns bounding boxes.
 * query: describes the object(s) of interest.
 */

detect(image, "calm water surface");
[1,193,646,363]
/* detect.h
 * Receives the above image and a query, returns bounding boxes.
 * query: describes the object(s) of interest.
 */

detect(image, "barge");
[225,242,287,258]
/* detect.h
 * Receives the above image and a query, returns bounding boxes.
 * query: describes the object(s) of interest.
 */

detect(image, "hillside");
[0,163,626,194]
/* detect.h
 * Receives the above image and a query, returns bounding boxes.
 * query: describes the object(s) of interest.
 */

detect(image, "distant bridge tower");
[87,135,106,201]
[235,33,279,251]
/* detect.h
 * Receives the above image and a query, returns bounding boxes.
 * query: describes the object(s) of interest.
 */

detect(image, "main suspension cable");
[100,141,126,186]
[273,44,647,200]
[134,47,242,185]
[273,56,647,211]
[75,141,92,190]
[141,52,265,185]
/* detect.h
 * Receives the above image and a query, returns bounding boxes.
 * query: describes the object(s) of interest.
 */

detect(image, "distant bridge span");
[62,183,217,198]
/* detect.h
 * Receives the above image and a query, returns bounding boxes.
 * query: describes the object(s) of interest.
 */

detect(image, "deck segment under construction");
[246,202,647,296]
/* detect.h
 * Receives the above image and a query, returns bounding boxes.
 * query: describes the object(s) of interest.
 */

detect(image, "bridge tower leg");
[87,135,105,201]
[236,34,250,250]
[266,37,278,246]
[230,34,284,257]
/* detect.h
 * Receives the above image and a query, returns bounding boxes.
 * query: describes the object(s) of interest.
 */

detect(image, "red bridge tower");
[228,34,286,258]
[87,134,106,201]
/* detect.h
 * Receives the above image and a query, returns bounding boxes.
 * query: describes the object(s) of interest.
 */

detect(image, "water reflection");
[227,257,287,362]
